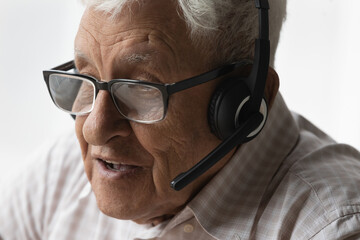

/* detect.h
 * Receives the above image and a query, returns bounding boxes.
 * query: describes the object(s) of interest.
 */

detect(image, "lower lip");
[95,159,142,180]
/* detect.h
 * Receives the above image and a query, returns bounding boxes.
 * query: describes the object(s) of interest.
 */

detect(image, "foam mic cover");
[170,112,263,191]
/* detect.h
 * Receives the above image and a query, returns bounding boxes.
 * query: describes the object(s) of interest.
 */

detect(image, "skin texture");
[74,0,279,226]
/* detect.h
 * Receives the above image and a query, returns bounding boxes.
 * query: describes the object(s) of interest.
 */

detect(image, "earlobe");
[264,67,280,109]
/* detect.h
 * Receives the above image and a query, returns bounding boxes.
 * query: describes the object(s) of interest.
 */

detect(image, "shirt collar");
[187,93,300,240]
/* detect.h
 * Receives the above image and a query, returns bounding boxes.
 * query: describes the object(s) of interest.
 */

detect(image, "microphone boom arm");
[170,112,264,191]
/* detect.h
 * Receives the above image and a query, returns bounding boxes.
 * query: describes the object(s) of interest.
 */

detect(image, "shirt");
[1,93,360,240]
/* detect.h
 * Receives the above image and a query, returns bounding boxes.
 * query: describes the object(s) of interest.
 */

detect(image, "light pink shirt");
[1,94,360,239]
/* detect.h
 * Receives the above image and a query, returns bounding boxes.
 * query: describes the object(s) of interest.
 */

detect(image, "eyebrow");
[125,53,152,64]
[74,48,155,65]
[73,49,163,82]
[74,48,95,68]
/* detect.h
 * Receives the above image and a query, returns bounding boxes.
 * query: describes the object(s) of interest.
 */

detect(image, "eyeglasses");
[43,60,243,124]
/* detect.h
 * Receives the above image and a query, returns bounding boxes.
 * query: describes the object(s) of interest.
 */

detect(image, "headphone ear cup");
[208,78,250,140]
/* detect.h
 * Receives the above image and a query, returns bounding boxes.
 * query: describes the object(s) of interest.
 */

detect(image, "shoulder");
[0,130,85,239]
[288,143,360,239]
[289,113,360,217]
[263,114,360,239]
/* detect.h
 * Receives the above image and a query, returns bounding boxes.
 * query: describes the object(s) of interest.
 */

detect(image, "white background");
[0,0,359,182]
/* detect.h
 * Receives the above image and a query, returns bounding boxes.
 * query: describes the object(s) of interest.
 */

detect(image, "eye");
[76,83,94,102]
[128,84,160,96]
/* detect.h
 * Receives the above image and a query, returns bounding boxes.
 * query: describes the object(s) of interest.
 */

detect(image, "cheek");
[131,93,217,181]
[74,116,92,178]
[75,116,87,156]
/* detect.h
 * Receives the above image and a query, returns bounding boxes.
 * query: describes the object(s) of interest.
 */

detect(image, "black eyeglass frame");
[43,60,248,123]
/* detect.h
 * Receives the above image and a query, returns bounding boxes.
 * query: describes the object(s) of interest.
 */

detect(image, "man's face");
[74,0,233,225]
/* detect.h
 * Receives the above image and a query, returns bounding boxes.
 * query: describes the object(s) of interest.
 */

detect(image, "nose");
[82,90,132,146]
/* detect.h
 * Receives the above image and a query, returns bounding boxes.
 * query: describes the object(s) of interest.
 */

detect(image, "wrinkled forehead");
[75,0,189,48]
[73,1,208,81]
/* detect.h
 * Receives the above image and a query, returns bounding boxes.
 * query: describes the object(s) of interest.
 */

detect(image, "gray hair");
[81,0,286,67]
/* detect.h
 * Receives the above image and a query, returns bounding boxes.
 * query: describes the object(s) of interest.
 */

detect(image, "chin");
[93,184,149,220]
[88,170,156,221]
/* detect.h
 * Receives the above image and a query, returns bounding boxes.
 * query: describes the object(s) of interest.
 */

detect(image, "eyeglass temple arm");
[166,61,251,95]
[51,60,75,71]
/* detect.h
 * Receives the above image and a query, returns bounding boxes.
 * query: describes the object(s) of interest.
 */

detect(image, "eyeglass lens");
[48,74,165,123]
[49,74,95,114]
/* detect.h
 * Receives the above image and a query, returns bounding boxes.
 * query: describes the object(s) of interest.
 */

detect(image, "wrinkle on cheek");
[130,127,185,191]
[82,114,97,143]
[75,117,89,159]
[154,133,194,179]
[75,116,94,182]
[168,135,191,158]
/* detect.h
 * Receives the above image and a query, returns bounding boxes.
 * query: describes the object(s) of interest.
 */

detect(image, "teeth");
[100,159,137,172]
[108,165,135,172]
[103,160,123,165]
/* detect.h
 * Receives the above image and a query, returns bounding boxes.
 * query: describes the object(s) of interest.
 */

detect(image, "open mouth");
[99,159,139,172]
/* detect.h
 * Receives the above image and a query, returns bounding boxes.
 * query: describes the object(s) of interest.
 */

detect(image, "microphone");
[170,112,264,191]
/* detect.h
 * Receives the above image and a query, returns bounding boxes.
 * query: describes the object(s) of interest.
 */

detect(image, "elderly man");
[1,0,360,239]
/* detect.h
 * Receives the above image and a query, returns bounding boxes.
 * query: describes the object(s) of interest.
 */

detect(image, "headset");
[170,0,270,191]
[59,0,269,191]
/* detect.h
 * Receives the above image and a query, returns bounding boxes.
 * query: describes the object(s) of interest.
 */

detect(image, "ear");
[264,67,279,109]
